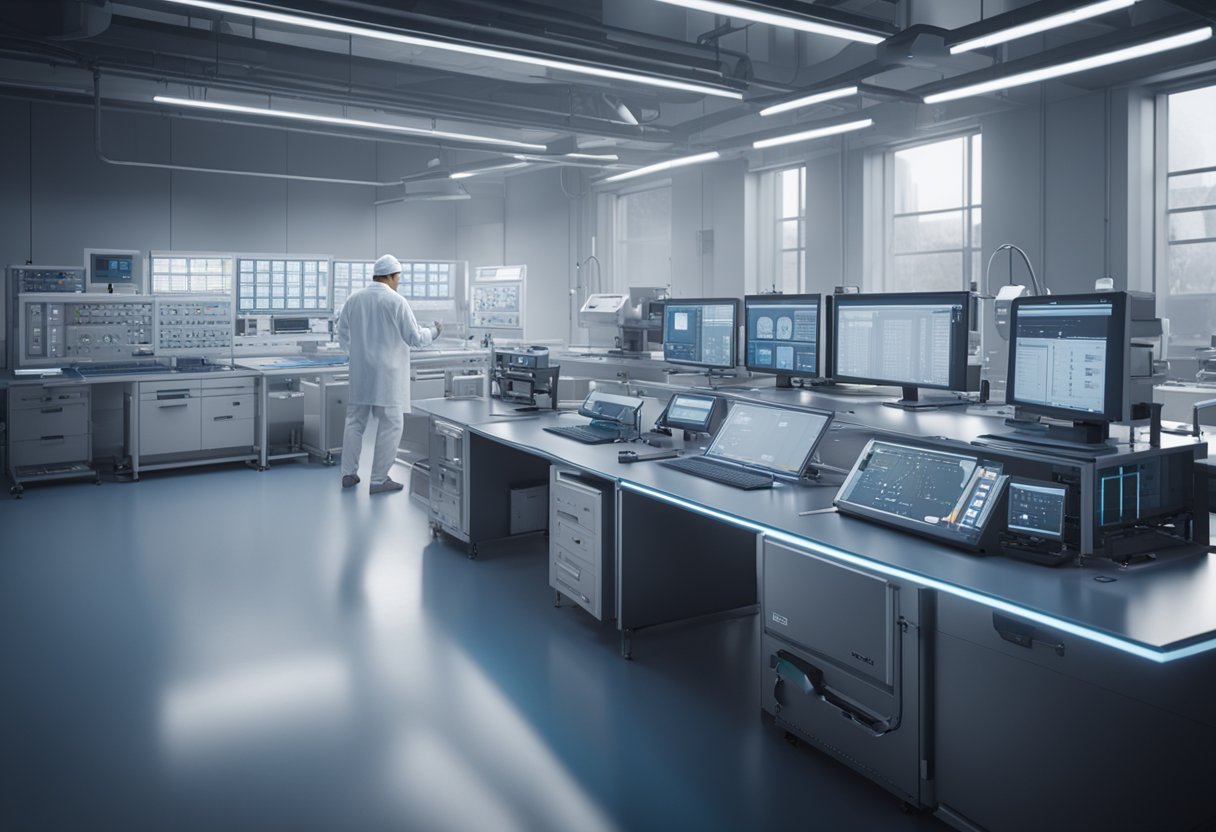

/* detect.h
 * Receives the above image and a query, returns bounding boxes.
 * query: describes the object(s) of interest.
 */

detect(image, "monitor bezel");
[705,400,833,479]
[1005,291,1128,424]
[828,290,972,391]
[663,392,719,433]
[662,297,741,370]
[1005,478,1068,541]
[743,293,822,379]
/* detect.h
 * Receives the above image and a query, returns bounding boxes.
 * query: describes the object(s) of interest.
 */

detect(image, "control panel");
[155,296,234,355]
[20,294,154,366]
[9,265,86,294]
[470,281,524,332]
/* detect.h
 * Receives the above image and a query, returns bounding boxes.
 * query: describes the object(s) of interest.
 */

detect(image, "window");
[1162,83,1216,348]
[615,185,671,291]
[886,134,982,291]
[775,167,806,293]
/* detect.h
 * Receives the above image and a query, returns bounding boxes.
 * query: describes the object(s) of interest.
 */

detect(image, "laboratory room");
[4,1,1216,830]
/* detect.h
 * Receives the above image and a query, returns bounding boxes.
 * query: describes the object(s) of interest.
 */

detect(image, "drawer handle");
[213,415,234,421]
[41,406,63,414]
[992,613,1065,657]
[39,435,65,442]
[770,650,896,737]
[556,560,581,580]
[158,402,189,409]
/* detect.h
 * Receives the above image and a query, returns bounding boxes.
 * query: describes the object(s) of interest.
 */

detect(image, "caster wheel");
[467,544,478,559]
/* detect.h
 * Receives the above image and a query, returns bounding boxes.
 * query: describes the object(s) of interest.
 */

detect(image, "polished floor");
[1,443,946,831]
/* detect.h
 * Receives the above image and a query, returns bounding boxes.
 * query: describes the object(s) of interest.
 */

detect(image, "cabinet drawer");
[139,398,202,456]
[202,416,254,450]
[9,402,89,441]
[10,434,89,468]
[429,419,465,468]
[432,464,463,496]
[11,385,88,410]
[139,379,201,399]
[551,515,597,565]
[551,543,600,618]
[201,376,255,394]
[201,394,253,422]
[552,478,601,533]
[431,487,462,531]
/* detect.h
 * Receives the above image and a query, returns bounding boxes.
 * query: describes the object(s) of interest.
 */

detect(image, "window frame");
[774,165,807,294]
[612,181,673,293]
[881,130,982,293]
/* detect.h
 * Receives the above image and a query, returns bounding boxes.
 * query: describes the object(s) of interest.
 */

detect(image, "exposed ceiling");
[0,0,1214,183]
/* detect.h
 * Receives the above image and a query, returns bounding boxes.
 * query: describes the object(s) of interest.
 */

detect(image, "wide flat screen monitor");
[663,298,739,370]
[705,401,832,477]
[829,291,971,403]
[744,294,820,381]
[1006,292,1128,424]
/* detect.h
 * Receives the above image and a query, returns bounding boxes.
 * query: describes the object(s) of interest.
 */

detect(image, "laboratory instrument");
[543,389,643,444]
[84,249,143,294]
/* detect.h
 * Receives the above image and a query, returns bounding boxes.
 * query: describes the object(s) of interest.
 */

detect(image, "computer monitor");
[705,401,832,478]
[829,291,973,408]
[744,294,820,385]
[1006,292,1128,428]
[85,249,142,294]
[662,298,740,370]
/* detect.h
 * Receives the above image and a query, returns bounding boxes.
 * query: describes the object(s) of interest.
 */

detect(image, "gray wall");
[0,100,575,367]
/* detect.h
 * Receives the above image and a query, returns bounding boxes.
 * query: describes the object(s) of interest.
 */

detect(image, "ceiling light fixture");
[753,117,873,149]
[600,151,721,184]
[158,0,743,99]
[650,0,886,45]
[450,161,530,179]
[566,152,620,161]
[152,95,547,150]
[759,85,858,117]
[949,0,1140,55]
[925,25,1212,103]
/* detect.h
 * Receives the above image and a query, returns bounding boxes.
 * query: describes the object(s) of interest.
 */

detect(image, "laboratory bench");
[412,392,1216,832]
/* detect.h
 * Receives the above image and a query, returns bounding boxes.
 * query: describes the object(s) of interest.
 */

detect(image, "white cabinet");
[7,385,91,470]
[137,376,255,465]
[549,467,614,621]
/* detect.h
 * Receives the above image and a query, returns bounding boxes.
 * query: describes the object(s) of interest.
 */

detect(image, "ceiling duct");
[0,1,113,40]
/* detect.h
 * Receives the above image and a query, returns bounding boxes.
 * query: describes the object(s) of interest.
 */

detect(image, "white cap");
[373,254,402,276]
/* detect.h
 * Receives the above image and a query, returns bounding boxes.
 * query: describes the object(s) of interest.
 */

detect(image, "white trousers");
[340,404,405,485]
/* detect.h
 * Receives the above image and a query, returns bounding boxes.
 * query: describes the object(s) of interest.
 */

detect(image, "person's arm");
[336,304,351,354]
[398,298,435,349]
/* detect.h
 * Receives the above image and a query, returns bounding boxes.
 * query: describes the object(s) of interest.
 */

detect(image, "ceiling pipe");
[92,70,404,186]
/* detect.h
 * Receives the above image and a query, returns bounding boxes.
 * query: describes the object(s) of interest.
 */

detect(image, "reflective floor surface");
[1,443,946,831]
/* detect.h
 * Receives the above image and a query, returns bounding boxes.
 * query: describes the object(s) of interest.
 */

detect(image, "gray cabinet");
[429,417,468,543]
[137,376,255,468]
[760,537,932,809]
[139,381,202,456]
[549,467,613,621]
[301,377,348,461]
[7,384,91,477]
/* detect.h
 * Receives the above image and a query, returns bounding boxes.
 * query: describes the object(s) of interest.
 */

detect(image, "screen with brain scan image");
[744,295,820,378]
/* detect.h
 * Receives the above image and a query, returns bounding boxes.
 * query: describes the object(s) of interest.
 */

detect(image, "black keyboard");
[660,456,774,490]
[543,424,621,445]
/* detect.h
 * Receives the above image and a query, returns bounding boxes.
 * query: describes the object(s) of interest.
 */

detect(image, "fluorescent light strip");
[160,0,742,99]
[567,152,620,161]
[927,25,1213,103]
[152,95,546,149]
[753,117,873,149]
[600,150,720,184]
[618,481,1216,664]
[651,0,884,44]
[950,0,1139,54]
[450,161,529,179]
[759,85,858,117]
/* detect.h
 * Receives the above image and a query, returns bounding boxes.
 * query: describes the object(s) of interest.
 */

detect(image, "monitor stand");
[882,386,973,411]
[977,420,1118,455]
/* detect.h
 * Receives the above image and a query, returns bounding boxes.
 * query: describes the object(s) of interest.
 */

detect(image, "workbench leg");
[620,629,633,660]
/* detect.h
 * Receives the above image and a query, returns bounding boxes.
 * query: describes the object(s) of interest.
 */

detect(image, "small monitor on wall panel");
[744,294,820,382]
[662,298,740,370]
[829,291,972,407]
[1006,292,1128,425]
[85,249,142,294]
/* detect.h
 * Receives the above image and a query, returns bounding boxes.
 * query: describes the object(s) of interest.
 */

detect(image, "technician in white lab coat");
[337,254,441,493]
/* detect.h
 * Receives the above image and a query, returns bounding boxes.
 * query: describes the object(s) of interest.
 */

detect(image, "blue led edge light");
[618,480,1216,664]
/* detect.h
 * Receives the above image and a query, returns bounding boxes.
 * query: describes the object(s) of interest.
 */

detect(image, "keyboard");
[543,424,621,445]
[660,456,774,490]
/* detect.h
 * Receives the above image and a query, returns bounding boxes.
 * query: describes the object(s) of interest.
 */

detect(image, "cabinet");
[760,538,932,809]
[301,377,348,462]
[428,417,468,543]
[136,376,255,471]
[549,467,614,621]
[7,383,94,492]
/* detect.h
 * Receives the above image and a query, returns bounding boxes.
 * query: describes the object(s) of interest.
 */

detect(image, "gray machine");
[491,345,558,408]
[578,286,667,353]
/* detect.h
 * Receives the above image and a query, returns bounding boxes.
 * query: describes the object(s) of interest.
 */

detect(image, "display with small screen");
[663,298,739,369]
[92,255,135,285]
[1007,481,1067,540]
[578,390,643,425]
[745,294,820,378]
[664,393,717,432]
[704,402,831,477]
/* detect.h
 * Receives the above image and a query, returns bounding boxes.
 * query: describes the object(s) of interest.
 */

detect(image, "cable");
[983,243,1044,297]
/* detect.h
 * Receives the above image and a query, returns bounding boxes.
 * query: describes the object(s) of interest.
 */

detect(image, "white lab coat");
[337,281,435,408]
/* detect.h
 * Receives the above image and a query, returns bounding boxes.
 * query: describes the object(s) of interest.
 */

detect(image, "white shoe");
[369,477,404,494]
